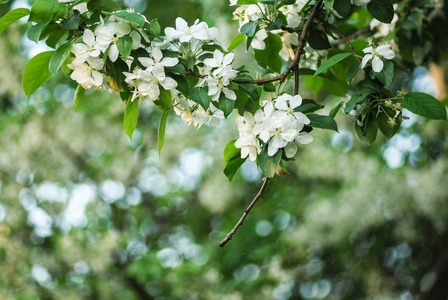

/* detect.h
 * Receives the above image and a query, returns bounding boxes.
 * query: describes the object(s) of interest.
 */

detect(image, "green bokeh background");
[0,0,448,299]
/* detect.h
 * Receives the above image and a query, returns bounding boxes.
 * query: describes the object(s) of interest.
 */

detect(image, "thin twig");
[218,177,270,247]
[319,17,360,62]
[281,26,302,33]
[187,1,324,87]
[332,25,371,47]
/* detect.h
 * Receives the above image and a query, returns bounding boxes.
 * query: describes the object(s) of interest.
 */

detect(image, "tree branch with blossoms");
[0,0,446,247]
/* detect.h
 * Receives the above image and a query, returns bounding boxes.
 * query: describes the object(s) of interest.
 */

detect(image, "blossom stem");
[218,177,270,247]
[318,17,360,63]
[332,25,371,47]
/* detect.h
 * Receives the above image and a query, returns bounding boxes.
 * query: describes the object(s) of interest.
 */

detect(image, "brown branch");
[281,26,302,33]
[332,25,371,47]
[186,1,323,87]
[294,67,299,95]
[218,177,270,247]
[186,69,204,79]
[319,17,361,63]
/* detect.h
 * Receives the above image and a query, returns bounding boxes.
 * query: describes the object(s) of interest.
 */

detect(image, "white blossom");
[68,57,104,90]
[361,44,395,73]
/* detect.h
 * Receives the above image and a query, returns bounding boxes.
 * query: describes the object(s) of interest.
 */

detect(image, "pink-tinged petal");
[83,29,95,46]
[296,132,313,144]
[285,142,297,158]
[361,54,372,69]
[372,56,384,72]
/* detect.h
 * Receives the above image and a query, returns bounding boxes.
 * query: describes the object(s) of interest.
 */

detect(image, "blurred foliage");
[1,0,448,299]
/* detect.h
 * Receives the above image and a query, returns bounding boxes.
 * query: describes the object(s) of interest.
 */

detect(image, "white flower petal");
[285,142,297,158]
[372,55,384,72]
[361,54,372,69]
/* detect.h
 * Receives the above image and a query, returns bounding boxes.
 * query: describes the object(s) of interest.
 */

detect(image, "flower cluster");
[68,14,148,91]
[163,18,239,126]
[173,91,223,128]
[123,47,179,101]
[235,94,313,161]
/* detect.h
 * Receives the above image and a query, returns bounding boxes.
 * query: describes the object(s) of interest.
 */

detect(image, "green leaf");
[346,62,360,85]
[228,34,246,52]
[307,114,339,131]
[254,34,283,73]
[377,107,400,139]
[157,87,172,110]
[312,52,352,78]
[329,101,344,118]
[23,51,55,98]
[308,30,331,50]
[223,140,247,182]
[117,36,133,60]
[373,60,394,87]
[108,11,146,26]
[238,83,259,102]
[401,11,422,31]
[237,0,258,4]
[74,84,85,112]
[295,99,324,114]
[257,146,282,178]
[219,96,235,118]
[190,87,211,110]
[356,78,380,94]
[49,41,74,74]
[87,0,122,12]
[344,93,368,113]
[403,92,447,121]
[333,0,351,16]
[158,109,169,156]
[62,10,80,30]
[27,20,50,43]
[148,19,160,36]
[364,111,379,144]
[123,99,139,140]
[0,8,30,34]
[267,18,283,30]
[29,0,68,22]
[367,0,394,23]
[240,21,258,37]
